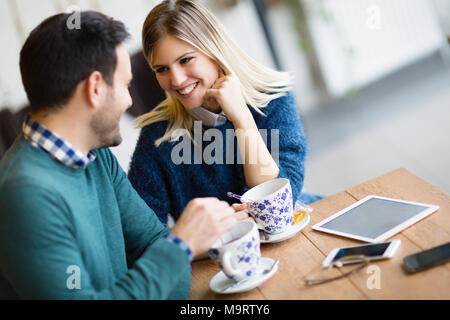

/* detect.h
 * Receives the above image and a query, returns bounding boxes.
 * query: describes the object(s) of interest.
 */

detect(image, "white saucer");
[209,257,278,294]
[259,213,310,243]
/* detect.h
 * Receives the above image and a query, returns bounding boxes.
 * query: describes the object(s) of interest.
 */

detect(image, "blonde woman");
[128,0,320,224]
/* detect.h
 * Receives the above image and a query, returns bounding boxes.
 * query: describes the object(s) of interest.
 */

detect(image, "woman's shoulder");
[140,120,169,138]
[135,120,170,149]
[267,91,295,109]
[254,91,298,122]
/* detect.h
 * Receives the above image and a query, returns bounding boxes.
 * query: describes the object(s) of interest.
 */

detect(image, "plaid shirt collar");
[22,114,96,169]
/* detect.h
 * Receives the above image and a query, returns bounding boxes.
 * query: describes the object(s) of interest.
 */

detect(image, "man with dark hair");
[0,11,240,299]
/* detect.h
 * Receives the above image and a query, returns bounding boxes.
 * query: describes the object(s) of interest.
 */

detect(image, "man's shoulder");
[0,143,63,216]
[0,137,75,195]
[94,147,115,165]
[0,137,45,183]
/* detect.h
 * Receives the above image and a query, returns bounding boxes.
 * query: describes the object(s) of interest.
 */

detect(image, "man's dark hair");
[20,11,130,112]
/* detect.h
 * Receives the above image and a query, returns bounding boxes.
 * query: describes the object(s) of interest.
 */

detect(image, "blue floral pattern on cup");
[248,186,293,234]
[208,222,261,281]
[235,235,261,278]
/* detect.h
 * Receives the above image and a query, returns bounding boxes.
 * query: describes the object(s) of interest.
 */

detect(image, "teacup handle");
[222,251,245,281]
[244,210,263,229]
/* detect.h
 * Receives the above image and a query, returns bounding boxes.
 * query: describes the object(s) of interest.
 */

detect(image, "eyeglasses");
[303,254,371,286]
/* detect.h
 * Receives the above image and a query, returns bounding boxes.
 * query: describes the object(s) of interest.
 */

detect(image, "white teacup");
[208,220,261,282]
[241,178,294,234]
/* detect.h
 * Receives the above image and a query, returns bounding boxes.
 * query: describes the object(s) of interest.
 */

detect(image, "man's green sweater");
[0,136,191,299]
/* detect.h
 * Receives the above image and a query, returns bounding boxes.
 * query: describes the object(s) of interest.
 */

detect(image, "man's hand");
[170,198,237,258]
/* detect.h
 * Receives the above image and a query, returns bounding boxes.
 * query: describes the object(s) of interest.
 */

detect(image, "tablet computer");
[312,195,439,243]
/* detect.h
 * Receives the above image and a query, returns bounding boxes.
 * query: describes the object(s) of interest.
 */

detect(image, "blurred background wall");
[0,0,449,196]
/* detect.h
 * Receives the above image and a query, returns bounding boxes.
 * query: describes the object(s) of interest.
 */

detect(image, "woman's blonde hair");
[138,0,293,146]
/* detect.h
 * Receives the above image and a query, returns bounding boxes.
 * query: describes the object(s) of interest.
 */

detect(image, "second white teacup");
[208,220,261,282]
[241,178,294,234]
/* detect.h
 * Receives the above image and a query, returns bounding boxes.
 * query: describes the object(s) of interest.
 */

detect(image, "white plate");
[259,213,310,243]
[209,257,278,294]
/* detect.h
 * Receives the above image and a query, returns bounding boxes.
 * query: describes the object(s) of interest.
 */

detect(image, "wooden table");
[190,168,450,299]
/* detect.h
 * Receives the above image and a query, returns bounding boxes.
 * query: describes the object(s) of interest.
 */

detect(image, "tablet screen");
[313,196,438,242]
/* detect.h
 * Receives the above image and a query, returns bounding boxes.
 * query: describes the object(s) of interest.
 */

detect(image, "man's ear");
[85,71,107,109]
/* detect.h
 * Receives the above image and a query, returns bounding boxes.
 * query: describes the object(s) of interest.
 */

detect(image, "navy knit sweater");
[128,92,314,224]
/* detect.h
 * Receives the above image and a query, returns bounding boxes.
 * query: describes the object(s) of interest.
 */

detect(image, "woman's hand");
[203,74,252,124]
[231,203,253,222]
[204,74,280,187]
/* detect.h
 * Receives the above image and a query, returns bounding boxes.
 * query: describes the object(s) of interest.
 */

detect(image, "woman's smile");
[176,82,199,97]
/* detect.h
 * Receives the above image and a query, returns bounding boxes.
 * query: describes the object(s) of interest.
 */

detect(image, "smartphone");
[322,239,401,267]
[403,242,450,273]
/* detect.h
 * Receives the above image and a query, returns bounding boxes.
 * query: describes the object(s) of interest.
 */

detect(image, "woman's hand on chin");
[203,74,251,124]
